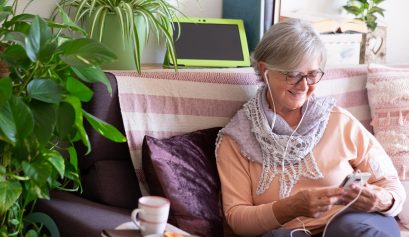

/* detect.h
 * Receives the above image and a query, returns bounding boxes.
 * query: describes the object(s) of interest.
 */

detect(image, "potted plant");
[343,0,386,64]
[343,0,385,31]
[0,1,126,236]
[57,0,181,72]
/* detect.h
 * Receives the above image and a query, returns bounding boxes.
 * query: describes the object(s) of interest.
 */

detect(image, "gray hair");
[251,18,327,74]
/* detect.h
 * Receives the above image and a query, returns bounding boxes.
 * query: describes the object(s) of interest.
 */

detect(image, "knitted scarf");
[217,86,335,198]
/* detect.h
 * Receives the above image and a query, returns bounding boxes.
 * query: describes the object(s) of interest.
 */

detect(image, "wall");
[279,0,409,64]
[14,0,409,64]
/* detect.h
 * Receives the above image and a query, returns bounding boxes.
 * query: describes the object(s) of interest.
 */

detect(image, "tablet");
[164,18,251,68]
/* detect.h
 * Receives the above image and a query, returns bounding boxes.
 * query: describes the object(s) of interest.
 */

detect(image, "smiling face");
[260,57,321,117]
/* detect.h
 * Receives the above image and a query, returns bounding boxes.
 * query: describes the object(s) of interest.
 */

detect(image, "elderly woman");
[216,19,405,237]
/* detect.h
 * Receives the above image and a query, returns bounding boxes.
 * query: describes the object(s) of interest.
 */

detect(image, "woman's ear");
[258,62,266,74]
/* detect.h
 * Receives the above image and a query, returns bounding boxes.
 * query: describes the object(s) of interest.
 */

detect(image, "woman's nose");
[294,77,309,90]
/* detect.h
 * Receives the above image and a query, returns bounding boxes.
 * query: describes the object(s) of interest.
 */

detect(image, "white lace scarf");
[219,86,335,198]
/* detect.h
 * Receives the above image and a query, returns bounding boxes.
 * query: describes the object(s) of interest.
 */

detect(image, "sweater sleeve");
[344,111,406,216]
[216,135,281,236]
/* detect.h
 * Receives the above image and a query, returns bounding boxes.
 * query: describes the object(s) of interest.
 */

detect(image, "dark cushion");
[76,72,142,207]
[78,72,133,169]
[142,127,223,237]
[81,160,140,209]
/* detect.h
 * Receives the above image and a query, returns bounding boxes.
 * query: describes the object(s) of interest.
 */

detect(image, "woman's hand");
[274,187,345,224]
[342,184,394,212]
[292,188,345,218]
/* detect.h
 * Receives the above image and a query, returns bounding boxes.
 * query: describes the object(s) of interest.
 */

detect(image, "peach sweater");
[216,106,405,236]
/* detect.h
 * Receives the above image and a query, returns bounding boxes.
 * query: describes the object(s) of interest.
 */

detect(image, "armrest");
[35,191,132,237]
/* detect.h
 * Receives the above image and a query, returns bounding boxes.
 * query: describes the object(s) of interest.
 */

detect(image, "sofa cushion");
[81,159,140,209]
[142,127,223,237]
[366,64,409,180]
[76,72,142,208]
[366,64,409,229]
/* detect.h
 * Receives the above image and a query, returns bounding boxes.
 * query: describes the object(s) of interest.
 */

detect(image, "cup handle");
[131,209,142,229]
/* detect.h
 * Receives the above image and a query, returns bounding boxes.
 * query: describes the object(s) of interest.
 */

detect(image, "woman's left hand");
[341,183,394,212]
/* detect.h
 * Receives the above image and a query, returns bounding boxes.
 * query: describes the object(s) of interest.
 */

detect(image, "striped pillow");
[114,65,370,194]
[367,64,409,180]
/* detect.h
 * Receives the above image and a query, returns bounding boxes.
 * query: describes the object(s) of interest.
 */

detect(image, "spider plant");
[57,0,181,72]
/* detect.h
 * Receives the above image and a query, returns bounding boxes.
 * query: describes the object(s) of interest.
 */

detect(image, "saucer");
[143,234,163,237]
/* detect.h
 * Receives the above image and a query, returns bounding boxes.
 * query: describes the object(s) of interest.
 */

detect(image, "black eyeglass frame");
[278,68,325,85]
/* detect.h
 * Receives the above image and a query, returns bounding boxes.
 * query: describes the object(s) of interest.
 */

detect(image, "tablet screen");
[173,23,244,61]
[164,18,250,68]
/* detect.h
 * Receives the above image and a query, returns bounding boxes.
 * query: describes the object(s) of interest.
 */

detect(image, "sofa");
[36,65,409,237]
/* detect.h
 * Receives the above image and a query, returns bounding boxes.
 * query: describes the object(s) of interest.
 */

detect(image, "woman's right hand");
[273,187,345,224]
[292,188,345,218]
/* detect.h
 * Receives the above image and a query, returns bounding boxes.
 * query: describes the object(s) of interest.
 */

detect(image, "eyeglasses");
[279,69,325,85]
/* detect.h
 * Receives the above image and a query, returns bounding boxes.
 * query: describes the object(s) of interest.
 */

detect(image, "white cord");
[321,170,364,237]
[290,217,312,237]
[264,70,312,237]
[263,70,311,180]
[264,69,364,237]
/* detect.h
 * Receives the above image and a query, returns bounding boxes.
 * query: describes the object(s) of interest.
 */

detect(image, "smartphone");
[340,172,371,189]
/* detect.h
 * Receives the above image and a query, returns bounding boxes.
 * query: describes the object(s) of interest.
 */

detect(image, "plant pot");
[359,25,387,64]
[89,14,147,70]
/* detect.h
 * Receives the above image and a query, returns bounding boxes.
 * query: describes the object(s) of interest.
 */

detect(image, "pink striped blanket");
[113,65,370,194]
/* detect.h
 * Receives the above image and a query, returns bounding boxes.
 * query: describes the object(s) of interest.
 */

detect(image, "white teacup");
[131,196,170,236]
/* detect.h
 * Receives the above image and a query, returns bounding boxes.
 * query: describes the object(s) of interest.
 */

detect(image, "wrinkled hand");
[341,184,394,212]
[292,188,344,218]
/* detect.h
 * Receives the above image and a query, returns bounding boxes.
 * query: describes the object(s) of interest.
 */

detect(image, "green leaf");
[49,7,87,36]
[0,77,11,107]
[3,32,26,47]
[46,151,65,178]
[8,13,36,24]
[1,45,31,68]
[0,101,16,144]
[368,6,385,16]
[58,38,116,66]
[23,180,49,204]
[22,159,52,185]
[24,229,37,237]
[66,77,93,102]
[65,96,90,154]
[25,16,54,62]
[56,102,75,139]
[27,79,66,103]
[24,212,60,237]
[67,146,78,172]
[343,5,363,15]
[83,110,126,143]
[63,161,80,190]
[30,100,56,147]
[10,96,34,140]
[71,66,112,94]
[0,8,12,23]
[0,180,22,215]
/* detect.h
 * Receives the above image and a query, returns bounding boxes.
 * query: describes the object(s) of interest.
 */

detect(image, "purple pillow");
[142,127,223,237]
